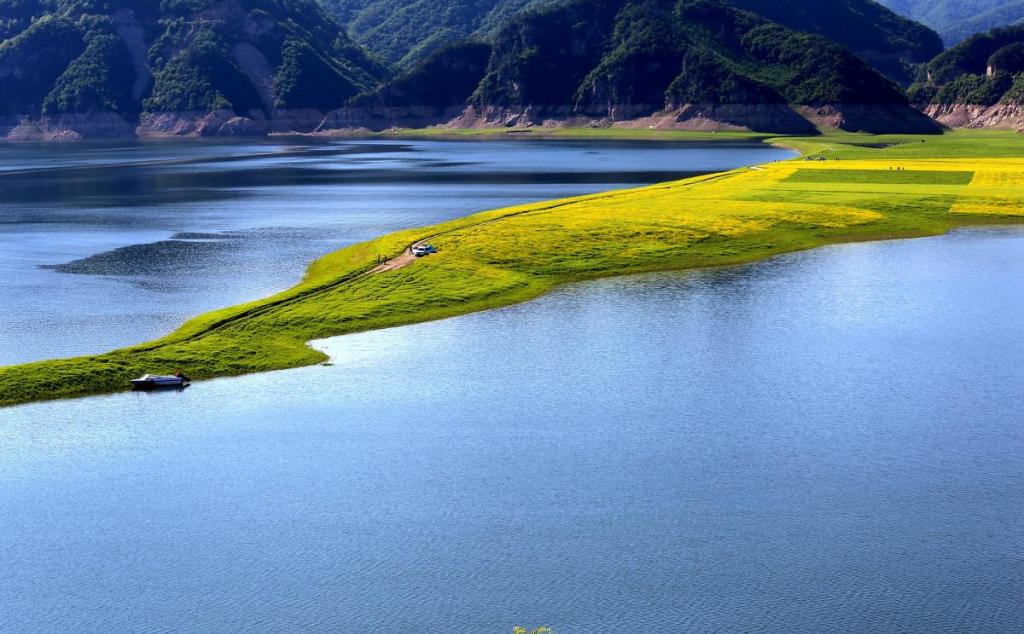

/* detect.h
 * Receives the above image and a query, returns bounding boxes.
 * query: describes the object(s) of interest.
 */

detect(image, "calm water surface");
[0,138,789,364]
[1,227,1022,633]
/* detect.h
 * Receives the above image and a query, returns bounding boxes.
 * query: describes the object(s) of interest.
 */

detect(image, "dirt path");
[369,243,419,274]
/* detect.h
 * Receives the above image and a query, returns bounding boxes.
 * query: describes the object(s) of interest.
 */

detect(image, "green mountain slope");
[878,0,1024,45]
[910,25,1024,105]
[0,0,387,134]
[319,0,553,66]
[462,0,937,132]
[321,39,492,128]
[727,0,940,85]
[349,40,492,110]
[323,0,940,82]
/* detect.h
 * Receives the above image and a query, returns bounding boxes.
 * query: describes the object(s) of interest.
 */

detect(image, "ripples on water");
[1,228,1023,633]
[0,138,790,364]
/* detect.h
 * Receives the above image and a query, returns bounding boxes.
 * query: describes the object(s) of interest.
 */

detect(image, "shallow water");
[2,227,1022,633]
[0,138,789,365]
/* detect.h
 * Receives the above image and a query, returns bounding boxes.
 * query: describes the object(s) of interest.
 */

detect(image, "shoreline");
[3,130,1024,408]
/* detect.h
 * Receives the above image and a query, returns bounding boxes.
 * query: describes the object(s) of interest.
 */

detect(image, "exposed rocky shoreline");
[920,104,1024,130]
[0,109,330,142]
[1,103,955,142]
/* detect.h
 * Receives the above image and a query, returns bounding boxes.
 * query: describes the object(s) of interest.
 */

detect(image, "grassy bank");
[3,130,1024,407]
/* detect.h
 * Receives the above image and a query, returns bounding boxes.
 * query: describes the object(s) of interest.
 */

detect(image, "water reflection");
[1,228,1022,633]
[0,139,791,364]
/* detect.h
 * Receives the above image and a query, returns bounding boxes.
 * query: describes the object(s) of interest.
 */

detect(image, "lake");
[2,225,1022,633]
[0,138,790,365]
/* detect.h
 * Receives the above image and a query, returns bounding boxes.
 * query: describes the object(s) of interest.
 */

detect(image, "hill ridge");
[0,0,388,140]
[328,0,940,134]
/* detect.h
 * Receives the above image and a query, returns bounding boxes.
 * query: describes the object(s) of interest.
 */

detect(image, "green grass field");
[3,129,1024,407]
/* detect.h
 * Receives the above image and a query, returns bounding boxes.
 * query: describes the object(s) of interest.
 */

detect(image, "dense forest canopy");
[0,0,953,135]
[879,0,1024,45]
[323,0,940,83]
[470,0,912,112]
[0,0,387,117]
[911,24,1024,105]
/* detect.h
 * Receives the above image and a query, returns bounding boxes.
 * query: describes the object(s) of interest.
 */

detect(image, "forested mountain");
[879,0,1024,45]
[0,0,949,137]
[350,40,491,110]
[0,0,387,137]
[320,39,492,129]
[726,0,940,85]
[323,0,940,83]
[911,25,1024,104]
[908,25,1024,128]
[342,0,939,134]
[318,0,553,66]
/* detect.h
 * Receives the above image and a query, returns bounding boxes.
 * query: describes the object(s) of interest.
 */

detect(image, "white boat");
[130,373,189,389]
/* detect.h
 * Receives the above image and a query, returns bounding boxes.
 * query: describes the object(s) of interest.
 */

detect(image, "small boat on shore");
[130,373,189,390]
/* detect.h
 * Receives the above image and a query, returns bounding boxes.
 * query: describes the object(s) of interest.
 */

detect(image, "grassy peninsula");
[3,130,1024,407]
